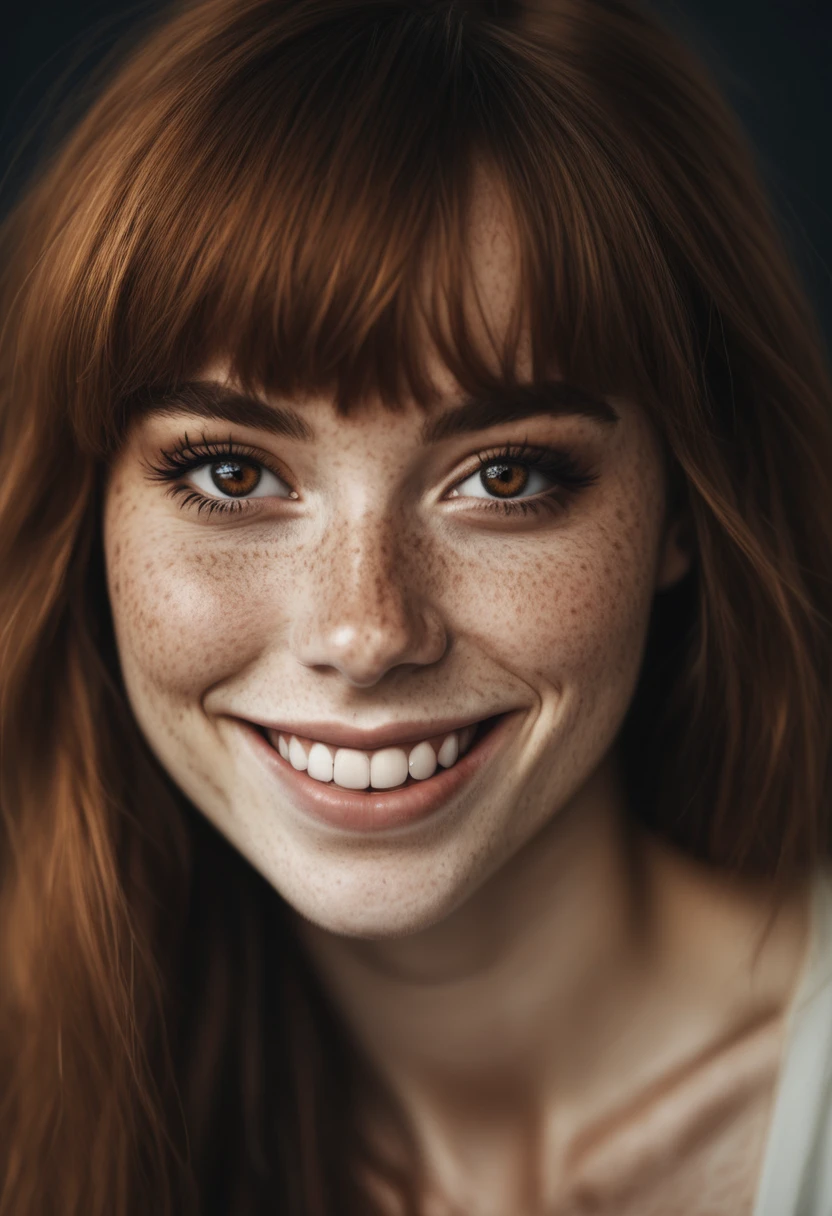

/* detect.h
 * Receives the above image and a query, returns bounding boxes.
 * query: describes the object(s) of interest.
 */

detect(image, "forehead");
[104,155,656,463]
[462,172,525,363]
[381,167,530,403]
[190,172,533,420]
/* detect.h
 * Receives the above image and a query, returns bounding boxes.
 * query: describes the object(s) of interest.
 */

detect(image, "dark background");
[3,0,831,350]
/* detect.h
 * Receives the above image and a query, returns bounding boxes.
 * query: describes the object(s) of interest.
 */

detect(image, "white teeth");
[288,736,308,771]
[272,721,486,790]
[370,747,410,789]
[307,741,335,782]
[332,748,371,790]
[437,733,459,768]
[408,740,437,781]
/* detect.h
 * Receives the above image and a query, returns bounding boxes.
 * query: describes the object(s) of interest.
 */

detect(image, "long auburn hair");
[1,0,831,1211]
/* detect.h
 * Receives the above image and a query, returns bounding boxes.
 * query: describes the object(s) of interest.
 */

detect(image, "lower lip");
[241,713,516,832]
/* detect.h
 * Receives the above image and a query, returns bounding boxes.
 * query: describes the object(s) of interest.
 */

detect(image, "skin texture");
[103,178,810,1212]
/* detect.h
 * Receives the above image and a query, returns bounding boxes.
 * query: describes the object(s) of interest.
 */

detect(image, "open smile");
[266,719,483,790]
[242,713,515,832]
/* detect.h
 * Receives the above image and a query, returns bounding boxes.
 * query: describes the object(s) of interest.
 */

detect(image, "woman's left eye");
[446,444,600,515]
[451,461,555,501]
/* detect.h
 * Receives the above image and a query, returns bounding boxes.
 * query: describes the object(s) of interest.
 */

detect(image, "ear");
[655,510,694,592]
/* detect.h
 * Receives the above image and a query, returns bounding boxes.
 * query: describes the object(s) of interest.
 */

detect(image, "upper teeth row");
[267,724,478,790]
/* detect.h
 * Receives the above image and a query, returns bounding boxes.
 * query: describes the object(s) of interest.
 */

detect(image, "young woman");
[1,0,831,1212]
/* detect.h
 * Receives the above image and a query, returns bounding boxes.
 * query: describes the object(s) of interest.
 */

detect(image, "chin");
[251,844,480,941]
[300,899,451,941]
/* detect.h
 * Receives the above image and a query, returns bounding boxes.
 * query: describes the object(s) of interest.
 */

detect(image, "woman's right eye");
[186,458,293,501]
[142,437,299,517]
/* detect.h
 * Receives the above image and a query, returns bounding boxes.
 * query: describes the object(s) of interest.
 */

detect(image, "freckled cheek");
[451,532,656,682]
[106,529,293,696]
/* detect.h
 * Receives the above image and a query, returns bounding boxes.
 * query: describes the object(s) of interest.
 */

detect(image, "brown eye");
[210,460,261,496]
[146,440,297,516]
[480,462,529,498]
[447,442,598,515]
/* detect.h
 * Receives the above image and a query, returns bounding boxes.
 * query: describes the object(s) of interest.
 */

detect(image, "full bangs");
[41,0,696,459]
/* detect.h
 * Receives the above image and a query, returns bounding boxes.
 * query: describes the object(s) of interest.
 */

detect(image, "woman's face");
[103,182,689,937]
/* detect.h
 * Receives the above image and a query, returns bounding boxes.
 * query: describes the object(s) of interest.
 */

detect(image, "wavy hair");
[1,0,831,1211]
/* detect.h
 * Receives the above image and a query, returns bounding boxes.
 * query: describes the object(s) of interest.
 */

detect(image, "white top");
[753,866,832,1216]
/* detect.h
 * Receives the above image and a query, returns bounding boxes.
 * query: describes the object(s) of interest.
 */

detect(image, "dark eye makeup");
[141,432,600,520]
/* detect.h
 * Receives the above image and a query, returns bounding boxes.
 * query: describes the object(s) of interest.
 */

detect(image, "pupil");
[211,460,259,495]
[482,462,527,498]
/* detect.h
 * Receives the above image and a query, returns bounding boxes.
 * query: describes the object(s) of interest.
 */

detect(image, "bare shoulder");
[557,1007,785,1215]
[361,1012,786,1216]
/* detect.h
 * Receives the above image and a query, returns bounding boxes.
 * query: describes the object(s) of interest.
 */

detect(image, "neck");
[293,751,810,1204]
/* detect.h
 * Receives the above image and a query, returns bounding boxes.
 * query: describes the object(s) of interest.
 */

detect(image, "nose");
[288,510,448,687]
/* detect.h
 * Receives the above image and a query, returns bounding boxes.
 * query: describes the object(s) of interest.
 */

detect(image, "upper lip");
[244,713,503,751]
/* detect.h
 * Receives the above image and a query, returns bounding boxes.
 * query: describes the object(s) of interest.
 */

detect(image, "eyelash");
[143,432,600,520]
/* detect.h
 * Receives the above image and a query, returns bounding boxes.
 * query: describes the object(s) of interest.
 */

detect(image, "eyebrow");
[136,378,620,441]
